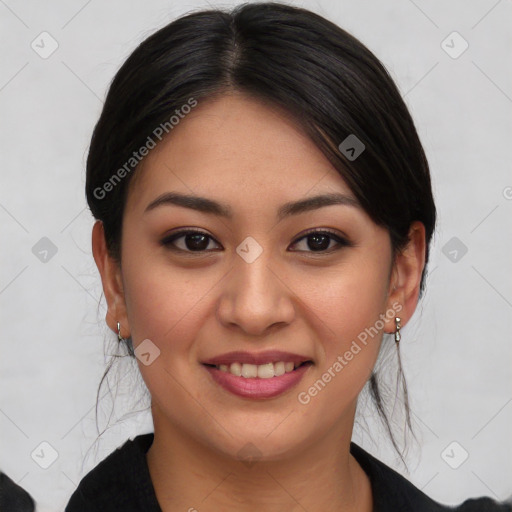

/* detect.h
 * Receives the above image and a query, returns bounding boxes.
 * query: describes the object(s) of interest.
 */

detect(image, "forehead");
[126,93,354,212]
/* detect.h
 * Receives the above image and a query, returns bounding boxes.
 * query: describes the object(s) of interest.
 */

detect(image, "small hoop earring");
[394,317,402,345]
[117,321,124,343]
[117,321,135,356]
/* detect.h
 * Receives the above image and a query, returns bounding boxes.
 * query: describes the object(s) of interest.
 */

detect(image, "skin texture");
[92,92,426,511]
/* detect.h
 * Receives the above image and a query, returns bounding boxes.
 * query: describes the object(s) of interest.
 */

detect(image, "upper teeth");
[217,362,299,378]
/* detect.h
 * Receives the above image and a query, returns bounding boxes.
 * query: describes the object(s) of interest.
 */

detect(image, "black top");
[0,471,35,512]
[65,433,511,511]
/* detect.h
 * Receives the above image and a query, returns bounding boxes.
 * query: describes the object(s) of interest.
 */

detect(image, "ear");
[384,221,426,333]
[91,220,130,338]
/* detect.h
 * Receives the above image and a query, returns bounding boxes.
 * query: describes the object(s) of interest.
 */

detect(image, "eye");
[289,229,351,253]
[161,228,352,254]
[161,229,222,253]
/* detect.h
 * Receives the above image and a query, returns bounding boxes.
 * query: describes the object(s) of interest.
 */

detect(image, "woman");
[65,2,511,511]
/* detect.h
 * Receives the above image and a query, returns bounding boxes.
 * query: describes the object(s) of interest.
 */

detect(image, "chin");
[205,428,310,465]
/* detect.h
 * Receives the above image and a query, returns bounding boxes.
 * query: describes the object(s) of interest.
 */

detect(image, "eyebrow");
[144,191,360,221]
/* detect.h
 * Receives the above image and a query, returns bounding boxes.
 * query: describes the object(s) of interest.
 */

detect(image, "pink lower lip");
[203,363,312,399]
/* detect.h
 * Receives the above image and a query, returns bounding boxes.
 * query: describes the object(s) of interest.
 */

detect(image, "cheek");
[120,258,218,402]
[293,254,390,393]
[122,258,215,350]
[297,256,390,342]
[291,278,387,425]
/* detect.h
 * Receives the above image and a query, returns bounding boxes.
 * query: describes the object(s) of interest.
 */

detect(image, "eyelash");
[160,228,352,255]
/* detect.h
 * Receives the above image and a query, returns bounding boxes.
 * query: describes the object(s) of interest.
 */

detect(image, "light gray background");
[1,1,511,511]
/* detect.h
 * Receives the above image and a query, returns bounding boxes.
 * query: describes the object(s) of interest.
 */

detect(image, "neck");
[146,404,373,512]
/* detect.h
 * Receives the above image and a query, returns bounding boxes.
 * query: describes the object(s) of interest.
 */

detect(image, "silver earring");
[117,321,135,356]
[394,317,401,345]
[117,321,124,343]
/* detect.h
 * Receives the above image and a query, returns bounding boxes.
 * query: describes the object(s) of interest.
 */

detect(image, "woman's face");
[96,93,417,461]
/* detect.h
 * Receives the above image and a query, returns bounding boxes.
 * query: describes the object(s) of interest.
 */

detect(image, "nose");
[216,245,295,337]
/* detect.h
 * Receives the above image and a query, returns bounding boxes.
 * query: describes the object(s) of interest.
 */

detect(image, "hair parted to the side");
[86,1,436,470]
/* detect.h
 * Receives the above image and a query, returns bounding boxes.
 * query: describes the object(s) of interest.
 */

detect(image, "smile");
[207,361,309,379]
[203,361,313,399]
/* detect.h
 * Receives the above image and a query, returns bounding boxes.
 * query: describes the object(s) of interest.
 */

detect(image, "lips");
[201,350,312,367]
[203,361,312,399]
[201,350,313,399]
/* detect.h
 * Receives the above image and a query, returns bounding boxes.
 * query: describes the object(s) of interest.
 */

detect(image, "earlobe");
[384,221,426,333]
[91,221,129,336]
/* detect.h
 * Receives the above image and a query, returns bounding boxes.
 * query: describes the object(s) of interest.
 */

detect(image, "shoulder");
[455,497,512,511]
[349,442,512,512]
[65,433,160,512]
